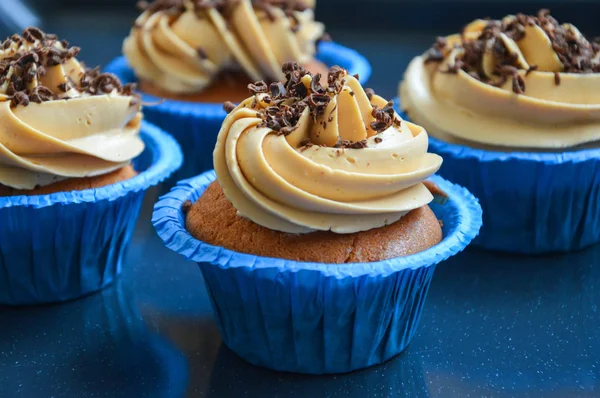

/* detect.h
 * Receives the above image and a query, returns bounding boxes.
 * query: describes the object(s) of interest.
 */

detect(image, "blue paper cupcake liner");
[0,121,182,306]
[153,170,482,374]
[395,98,600,254]
[105,42,372,182]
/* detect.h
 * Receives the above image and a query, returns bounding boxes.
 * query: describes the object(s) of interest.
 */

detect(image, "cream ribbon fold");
[124,0,325,94]
[401,17,600,149]
[215,75,442,234]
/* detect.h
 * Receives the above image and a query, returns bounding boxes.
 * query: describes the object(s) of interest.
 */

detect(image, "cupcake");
[107,0,371,180]
[153,63,482,374]
[0,28,182,306]
[400,10,600,253]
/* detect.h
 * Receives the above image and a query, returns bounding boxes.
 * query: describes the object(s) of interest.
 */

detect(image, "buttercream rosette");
[399,10,600,253]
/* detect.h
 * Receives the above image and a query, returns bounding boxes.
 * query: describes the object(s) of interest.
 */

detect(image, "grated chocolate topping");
[427,9,600,94]
[424,37,447,64]
[139,0,313,17]
[223,100,236,113]
[0,27,138,107]
[242,63,397,147]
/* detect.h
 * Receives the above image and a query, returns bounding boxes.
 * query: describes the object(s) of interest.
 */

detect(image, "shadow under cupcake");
[154,63,482,374]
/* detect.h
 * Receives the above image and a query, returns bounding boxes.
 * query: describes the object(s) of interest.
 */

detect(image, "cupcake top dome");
[215,63,443,234]
[124,0,325,94]
[0,27,143,190]
[401,9,600,149]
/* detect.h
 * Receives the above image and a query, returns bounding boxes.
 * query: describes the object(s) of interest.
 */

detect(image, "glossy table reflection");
[1,187,599,397]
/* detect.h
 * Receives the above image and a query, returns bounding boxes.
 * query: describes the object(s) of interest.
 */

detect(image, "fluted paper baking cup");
[0,121,182,306]
[105,42,372,182]
[395,98,600,254]
[153,170,481,374]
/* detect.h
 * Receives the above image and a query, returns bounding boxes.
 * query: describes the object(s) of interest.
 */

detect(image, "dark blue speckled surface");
[2,188,600,397]
[1,5,600,397]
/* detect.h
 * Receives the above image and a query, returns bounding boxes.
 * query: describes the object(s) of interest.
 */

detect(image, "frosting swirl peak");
[124,0,325,94]
[215,63,443,234]
[401,10,600,149]
[0,28,143,190]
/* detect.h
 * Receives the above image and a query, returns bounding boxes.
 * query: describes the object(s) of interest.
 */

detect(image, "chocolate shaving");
[374,137,383,144]
[370,101,396,132]
[29,86,55,103]
[130,97,141,108]
[335,139,367,149]
[248,80,269,95]
[22,27,44,43]
[0,27,139,107]
[310,73,324,94]
[554,71,561,86]
[512,72,526,94]
[223,101,236,113]
[424,37,447,64]
[430,9,600,94]
[327,66,347,94]
[11,91,29,107]
[139,0,313,22]
[243,63,397,149]
[269,81,287,99]
[196,47,208,59]
[526,65,539,75]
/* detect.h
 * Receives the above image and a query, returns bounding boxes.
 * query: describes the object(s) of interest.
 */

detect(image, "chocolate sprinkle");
[11,91,29,107]
[196,47,208,59]
[335,139,367,149]
[371,101,397,132]
[428,9,600,94]
[139,0,315,20]
[0,27,139,107]
[526,65,539,75]
[424,37,447,64]
[243,63,399,146]
[248,80,269,95]
[223,101,236,113]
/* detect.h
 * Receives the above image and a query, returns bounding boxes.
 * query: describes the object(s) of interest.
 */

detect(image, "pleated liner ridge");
[0,122,182,306]
[106,42,372,183]
[153,170,482,374]
[395,98,600,254]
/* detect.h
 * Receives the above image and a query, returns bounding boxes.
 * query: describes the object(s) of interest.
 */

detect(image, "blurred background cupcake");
[400,10,600,254]
[154,63,482,374]
[106,0,372,181]
[0,27,182,305]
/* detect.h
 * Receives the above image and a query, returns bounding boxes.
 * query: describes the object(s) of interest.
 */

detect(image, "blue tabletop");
[1,6,599,397]
[1,187,599,397]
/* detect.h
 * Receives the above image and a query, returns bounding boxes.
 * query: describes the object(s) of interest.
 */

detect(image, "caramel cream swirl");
[401,10,600,149]
[124,0,325,94]
[0,28,143,190]
[215,64,442,234]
